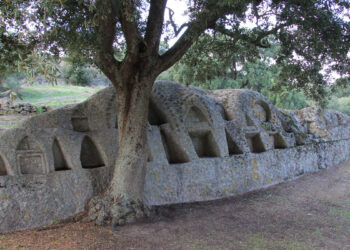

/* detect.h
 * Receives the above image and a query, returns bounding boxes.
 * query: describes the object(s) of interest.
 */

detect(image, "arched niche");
[185,106,208,124]
[80,136,105,169]
[185,105,220,158]
[252,100,271,122]
[16,136,45,174]
[53,138,70,171]
[245,114,255,126]
[17,136,42,151]
[0,155,7,176]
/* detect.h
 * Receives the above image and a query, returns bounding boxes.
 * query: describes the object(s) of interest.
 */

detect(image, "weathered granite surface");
[1,80,350,233]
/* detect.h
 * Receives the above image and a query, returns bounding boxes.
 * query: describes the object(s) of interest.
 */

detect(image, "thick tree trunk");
[88,76,154,226]
[112,81,151,203]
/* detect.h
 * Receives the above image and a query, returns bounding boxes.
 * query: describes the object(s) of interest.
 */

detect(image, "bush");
[328,96,350,115]
[61,62,92,86]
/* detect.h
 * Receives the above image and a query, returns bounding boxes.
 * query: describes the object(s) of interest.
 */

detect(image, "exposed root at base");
[87,194,150,227]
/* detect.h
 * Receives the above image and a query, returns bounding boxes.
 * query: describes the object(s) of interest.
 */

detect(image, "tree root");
[87,193,150,227]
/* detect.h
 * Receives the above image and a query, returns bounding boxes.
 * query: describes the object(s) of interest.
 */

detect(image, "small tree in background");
[1,0,349,226]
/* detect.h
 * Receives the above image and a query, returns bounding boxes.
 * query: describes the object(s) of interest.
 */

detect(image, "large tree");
[1,0,350,226]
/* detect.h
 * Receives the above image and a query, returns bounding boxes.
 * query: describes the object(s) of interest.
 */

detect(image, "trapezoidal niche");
[225,129,243,155]
[0,155,7,176]
[273,133,288,149]
[160,128,190,164]
[71,109,90,132]
[53,138,70,171]
[80,136,105,169]
[246,133,266,153]
[189,130,221,158]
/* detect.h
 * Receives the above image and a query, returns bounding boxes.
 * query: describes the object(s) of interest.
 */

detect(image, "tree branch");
[214,23,290,48]
[94,0,121,85]
[145,0,167,54]
[167,7,188,37]
[158,2,224,73]
[119,0,143,58]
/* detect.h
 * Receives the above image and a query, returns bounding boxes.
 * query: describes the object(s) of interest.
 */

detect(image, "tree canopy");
[1,1,349,94]
[1,0,350,226]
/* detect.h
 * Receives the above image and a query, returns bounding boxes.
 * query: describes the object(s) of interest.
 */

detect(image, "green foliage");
[0,72,26,102]
[1,0,350,104]
[61,62,91,86]
[328,97,350,116]
[163,38,308,110]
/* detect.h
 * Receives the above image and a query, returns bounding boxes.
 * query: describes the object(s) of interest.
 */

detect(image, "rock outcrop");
[1,81,350,233]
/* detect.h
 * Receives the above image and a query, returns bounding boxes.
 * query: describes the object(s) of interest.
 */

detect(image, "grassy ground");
[1,160,350,249]
[16,84,104,108]
[0,84,103,130]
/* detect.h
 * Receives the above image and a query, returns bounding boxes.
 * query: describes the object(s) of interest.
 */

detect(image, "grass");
[15,84,104,109]
[330,208,350,221]
[0,84,104,130]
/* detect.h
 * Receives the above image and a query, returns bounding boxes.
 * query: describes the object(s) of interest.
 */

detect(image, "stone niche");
[189,130,221,158]
[53,138,70,171]
[252,100,271,122]
[148,99,167,126]
[272,133,288,149]
[225,129,243,155]
[80,136,105,169]
[246,133,266,153]
[16,136,45,174]
[71,109,90,132]
[185,106,208,125]
[186,106,220,158]
[160,127,190,164]
[0,155,7,176]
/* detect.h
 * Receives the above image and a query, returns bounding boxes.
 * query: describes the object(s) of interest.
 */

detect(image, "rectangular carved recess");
[160,129,190,164]
[71,116,90,132]
[17,136,45,174]
[246,133,266,153]
[189,130,221,158]
[17,152,45,174]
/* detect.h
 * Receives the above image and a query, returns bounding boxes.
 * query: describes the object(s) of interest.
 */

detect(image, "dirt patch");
[1,161,350,249]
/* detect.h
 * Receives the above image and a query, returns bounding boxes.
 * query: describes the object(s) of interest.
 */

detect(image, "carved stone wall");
[1,81,350,233]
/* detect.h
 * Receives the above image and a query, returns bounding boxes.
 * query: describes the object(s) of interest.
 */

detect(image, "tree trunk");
[88,76,154,226]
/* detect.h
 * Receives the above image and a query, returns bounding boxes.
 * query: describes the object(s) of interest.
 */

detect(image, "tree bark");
[88,0,225,227]
[88,74,154,226]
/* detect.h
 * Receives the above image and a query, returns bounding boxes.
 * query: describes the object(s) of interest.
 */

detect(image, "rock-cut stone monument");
[1,80,350,232]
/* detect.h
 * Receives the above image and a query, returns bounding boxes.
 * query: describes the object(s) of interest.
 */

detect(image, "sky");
[164,0,189,46]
